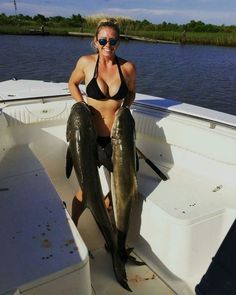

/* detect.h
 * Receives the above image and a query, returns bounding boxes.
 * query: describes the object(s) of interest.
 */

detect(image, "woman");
[68,18,136,226]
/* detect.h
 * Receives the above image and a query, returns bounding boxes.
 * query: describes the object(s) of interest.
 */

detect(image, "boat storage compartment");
[129,106,236,292]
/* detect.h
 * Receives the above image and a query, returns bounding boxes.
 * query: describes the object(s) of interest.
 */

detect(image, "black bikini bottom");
[96,136,139,172]
[96,136,113,172]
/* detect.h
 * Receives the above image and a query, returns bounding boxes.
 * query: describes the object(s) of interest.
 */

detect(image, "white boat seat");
[130,157,236,290]
[0,144,90,294]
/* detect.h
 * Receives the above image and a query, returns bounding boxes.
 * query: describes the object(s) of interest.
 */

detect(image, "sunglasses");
[98,38,119,46]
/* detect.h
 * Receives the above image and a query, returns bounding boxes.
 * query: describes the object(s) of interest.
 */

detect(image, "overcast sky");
[1,0,236,25]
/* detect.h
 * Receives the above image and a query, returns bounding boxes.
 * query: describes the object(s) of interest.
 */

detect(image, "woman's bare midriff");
[87,97,123,136]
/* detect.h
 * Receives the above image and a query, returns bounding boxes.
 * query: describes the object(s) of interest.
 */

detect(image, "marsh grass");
[127,30,236,46]
[1,24,236,47]
[185,31,236,46]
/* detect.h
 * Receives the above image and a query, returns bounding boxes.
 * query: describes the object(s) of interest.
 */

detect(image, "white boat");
[0,79,235,295]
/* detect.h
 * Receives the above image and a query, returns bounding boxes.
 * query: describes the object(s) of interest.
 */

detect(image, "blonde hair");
[95,18,120,39]
[91,18,120,52]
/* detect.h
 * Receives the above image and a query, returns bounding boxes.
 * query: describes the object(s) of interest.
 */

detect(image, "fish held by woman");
[111,106,142,264]
[66,102,131,291]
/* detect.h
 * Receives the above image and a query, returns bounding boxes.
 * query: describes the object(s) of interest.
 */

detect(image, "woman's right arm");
[68,57,86,102]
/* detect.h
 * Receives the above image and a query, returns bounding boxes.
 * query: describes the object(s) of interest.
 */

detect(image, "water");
[1,34,236,115]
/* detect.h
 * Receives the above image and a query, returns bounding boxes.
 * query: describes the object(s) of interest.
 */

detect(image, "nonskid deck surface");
[77,209,176,295]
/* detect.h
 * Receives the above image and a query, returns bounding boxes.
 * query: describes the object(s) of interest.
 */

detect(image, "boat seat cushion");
[0,144,89,293]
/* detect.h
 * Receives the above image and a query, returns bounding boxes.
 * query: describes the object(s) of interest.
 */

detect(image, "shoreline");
[1,28,236,47]
[68,32,179,44]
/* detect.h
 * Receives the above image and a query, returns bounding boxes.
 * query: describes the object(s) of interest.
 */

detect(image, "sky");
[1,0,236,25]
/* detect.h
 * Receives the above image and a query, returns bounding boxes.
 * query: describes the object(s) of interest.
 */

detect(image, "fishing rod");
[136,147,168,181]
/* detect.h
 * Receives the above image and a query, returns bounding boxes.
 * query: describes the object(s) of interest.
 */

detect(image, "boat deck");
[78,210,175,295]
[0,134,175,294]
[1,80,235,294]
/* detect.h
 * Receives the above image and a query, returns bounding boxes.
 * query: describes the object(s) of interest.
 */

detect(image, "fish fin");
[112,253,132,292]
[105,245,132,291]
[88,250,95,259]
[118,278,132,292]
[126,247,134,256]
[125,247,145,265]
[66,146,73,178]
[97,145,113,172]
[128,254,146,266]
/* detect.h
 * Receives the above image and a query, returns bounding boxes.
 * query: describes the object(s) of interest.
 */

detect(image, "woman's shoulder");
[118,57,136,74]
[76,54,98,68]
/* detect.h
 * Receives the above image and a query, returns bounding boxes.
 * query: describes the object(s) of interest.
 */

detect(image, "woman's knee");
[75,190,83,202]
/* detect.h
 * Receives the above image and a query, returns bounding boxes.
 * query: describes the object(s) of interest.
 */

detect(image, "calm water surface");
[1,34,236,115]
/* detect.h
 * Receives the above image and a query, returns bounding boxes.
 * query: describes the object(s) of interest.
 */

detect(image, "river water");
[1,34,236,115]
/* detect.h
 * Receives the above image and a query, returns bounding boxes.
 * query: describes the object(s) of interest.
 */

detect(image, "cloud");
[95,7,236,25]
[1,0,236,25]
[0,1,78,17]
[0,2,15,14]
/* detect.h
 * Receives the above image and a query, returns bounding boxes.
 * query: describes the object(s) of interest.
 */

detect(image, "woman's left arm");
[122,62,136,108]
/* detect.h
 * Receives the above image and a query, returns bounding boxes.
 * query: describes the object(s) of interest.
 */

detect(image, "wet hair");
[91,18,120,52]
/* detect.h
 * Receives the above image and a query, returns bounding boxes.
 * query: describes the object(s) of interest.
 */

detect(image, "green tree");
[33,14,47,24]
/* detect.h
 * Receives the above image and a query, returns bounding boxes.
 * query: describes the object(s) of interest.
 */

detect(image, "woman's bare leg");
[72,189,112,226]
[72,190,85,226]
[104,191,112,210]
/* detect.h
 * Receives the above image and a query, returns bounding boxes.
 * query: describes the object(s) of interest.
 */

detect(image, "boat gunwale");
[0,78,235,130]
[1,95,235,131]
[133,101,236,130]
[0,94,72,104]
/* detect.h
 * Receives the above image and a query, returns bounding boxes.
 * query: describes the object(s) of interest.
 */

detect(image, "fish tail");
[118,230,146,266]
[65,146,73,178]
[112,252,132,292]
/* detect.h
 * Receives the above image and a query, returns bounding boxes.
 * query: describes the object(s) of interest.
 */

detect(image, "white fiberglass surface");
[1,96,236,294]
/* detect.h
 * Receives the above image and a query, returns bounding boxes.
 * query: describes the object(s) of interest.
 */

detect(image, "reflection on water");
[1,34,236,115]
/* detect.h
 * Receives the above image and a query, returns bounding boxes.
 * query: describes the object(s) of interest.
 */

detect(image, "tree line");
[0,13,236,33]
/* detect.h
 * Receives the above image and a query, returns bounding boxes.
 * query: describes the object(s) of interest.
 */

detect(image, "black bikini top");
[86,55,129,100]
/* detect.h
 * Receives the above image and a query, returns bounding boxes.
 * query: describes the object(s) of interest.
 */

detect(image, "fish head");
[66,102,95,141]
[111,107,135,140]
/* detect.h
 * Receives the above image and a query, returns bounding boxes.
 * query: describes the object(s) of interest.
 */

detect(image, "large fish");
[66,102,131,291]
[111,106,138,262]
